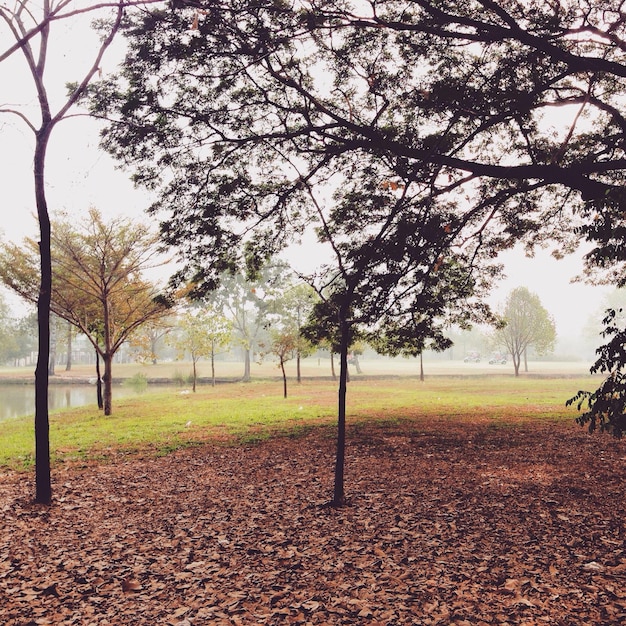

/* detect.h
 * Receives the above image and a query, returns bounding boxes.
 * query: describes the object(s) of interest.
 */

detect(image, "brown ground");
[1,417,625,625]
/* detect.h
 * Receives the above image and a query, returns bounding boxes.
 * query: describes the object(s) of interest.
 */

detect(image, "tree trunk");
[333,315,350,507]
[34,127,53,505]
[513,352,521,377]
[243,347,251,382]
[151,335,159,365]
[419,352,424,382]
[96,351,103,410]
[101,282,115,414]
[281,359,287,398]
[296,350,301,384]
[524,348,528,373]
[65,321,72,371]
[330,352,336,380]
[353,353,362,374]
[211,349,216,387]
[103,352,114,415]
[192,358,197,392]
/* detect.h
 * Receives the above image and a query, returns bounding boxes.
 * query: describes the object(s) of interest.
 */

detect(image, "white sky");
[490,246,610,338]
[0,5,612,341]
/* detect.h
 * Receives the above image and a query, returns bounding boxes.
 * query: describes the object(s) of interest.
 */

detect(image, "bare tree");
[0,0,162,503]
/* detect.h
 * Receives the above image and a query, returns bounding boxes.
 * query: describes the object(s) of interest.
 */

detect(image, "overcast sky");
[0,95,611,341]
[0,118,610,341]
[0,9,612,341]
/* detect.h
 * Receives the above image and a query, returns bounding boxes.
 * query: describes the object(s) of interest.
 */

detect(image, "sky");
[489,246,610,339]
[0,5,613,343]
[0,114,610,342]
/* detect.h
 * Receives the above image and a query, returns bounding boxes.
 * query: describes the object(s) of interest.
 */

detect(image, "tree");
[582,288,626,349]
[258,279,317,397]
[0,293,19,364]
[11,311,38,366]
[212,267,286,382]
[95,5,501,504]
[266,281,318,384]
[258,328,299,399]
[87,1,626,496]
[63,320,75,371]
[298,184,496,506]
[169,308,232,390]
[0,0,162,503]
[494,287,556,376]
[0,208,172,415]
[128,317,175,364]
[568,308,626,437]
[48,313,68,375]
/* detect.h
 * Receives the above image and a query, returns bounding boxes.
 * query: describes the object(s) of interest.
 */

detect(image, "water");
[0,383,174,421]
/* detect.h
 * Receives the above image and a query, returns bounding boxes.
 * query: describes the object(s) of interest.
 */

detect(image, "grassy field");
[0,370,599,470]
[0,354,596,382]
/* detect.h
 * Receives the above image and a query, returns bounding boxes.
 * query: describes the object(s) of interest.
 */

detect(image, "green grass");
[0,376,597,470]
[374,376,587,411]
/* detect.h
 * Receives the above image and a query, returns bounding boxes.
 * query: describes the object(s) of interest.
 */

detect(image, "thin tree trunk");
[192,358,197,392]
[333,315,350,507]
[243,347,251,382]
[513,352,521,377]
[65,321,72,371]
[524,348,528,372]
[330,351,336,380]
[420,352,424,382]
[281,359,287,398]
[151,335,158,364]
[103,352,113,415]
[296,351,301,384]
[211,348,216,387]
[96,350,103,410]
[34,125,53,504]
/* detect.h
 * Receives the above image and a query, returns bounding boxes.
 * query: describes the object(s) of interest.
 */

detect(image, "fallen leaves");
[121,579,142,593]
[0,418,625,624]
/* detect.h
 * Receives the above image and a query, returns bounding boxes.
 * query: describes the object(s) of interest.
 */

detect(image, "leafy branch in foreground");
[567,308,626,437]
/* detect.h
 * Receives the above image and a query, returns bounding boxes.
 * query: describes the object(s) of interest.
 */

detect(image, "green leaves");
[567,308,626,438]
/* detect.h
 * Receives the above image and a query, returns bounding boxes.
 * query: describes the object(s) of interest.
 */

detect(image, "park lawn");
[0,376,593,469]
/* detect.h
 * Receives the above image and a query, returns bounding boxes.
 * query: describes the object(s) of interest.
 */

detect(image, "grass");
[0,374,597,471]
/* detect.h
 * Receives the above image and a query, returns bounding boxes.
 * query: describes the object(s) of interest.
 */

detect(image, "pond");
[0,382,175,422]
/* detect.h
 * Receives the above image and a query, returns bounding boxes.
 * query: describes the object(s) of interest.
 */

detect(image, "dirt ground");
[1,417,625,625]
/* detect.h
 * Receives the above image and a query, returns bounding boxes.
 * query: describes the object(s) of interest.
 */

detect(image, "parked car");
[489,353,507,364]
[463,352,481,363]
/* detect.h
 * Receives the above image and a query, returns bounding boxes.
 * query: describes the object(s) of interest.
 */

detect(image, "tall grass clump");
[123,372,148,392]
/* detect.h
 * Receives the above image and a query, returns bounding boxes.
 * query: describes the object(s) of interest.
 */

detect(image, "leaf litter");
[0,418,625,625]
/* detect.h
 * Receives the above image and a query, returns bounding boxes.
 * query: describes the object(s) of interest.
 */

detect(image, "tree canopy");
[90,0,626,288]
